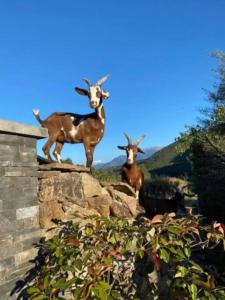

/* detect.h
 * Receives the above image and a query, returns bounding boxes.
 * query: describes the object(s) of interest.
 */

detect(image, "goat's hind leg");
[42,135,57,161]
[53,142,64,163]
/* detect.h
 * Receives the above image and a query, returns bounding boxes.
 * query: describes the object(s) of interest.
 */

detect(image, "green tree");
[179,52,225,221]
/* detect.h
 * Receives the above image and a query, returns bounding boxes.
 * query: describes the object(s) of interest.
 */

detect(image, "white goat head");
[75,75,110,109]
[118,133,145,165]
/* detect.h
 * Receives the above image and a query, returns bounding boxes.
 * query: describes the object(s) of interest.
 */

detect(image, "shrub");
[27,215,225,300]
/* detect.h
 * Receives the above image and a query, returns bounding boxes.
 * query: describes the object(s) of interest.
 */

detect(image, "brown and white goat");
[33,75,110,169]
[118,133,145,199]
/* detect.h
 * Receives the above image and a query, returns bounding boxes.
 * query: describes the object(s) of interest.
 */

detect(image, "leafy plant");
[27,215,225,299]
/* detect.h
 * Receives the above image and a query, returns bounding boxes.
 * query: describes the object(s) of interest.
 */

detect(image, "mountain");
[138,141,192,178]
[94,147,161,169]
[94,141,192,182]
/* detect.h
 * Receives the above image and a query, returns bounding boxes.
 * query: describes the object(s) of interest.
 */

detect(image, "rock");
[80,173,104,198]
[37,167,143,222]
[37,170,60,179]
[64,203,100,218]
[39,201,66,229]
[86,195,112,217]
[38,163,90,173]
[110,200,133,218]
[110,182,136,197]
[108,188,138,217]
[38,173,84,202]
[58,194,88,208]
[136,205,146,217]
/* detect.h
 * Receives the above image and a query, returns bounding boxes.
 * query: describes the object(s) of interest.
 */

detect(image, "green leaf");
[160,248,170,263]
[73,286,83,300]
[74,259,83,270]
[104,257,113,265]
[178,266,188,277]
[188,283,198,300]
[64,277,77,289]
[176,248,185,259]
[32,295,48,300]
[26,286,41,295]
[43,275,50,289]
[86,227,93,235]
[168,227,179,235]
[108,234,117,244]
[169,246,177,254]
[147,227,155,239]
[83,252,91,265]
[98,281,111,300]
[190,260,204,272]
[53,277,66,289]
[184,246,191,258]
[137,248,145,259]
[111,290,122,299]
[55,247,62,258]
[125,236,137,252]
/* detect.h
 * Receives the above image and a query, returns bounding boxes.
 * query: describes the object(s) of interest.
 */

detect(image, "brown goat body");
[118,133,145,199]
[33,75,109,168]
[121,163,144,198]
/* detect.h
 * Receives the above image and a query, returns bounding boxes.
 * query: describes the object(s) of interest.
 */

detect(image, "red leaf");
[148,251,161,271]
[67,238,80,246]
[213,221,225,236]
[104,250,124,260]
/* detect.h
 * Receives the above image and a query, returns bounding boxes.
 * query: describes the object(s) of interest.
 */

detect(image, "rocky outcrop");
[38,163,144,229]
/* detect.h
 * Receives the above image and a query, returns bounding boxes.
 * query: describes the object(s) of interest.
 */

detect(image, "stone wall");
[0,119,47,299]
[0,119,144,299]
[37,163,144,230]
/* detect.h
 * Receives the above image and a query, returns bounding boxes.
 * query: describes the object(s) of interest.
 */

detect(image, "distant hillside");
[94,141,192,182]
[139,141,191,178]
[94,147,161,169]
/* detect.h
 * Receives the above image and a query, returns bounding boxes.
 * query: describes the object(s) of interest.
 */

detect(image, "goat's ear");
[75,87,89,96]
[101,90,110,100]
[117,146,127,151]
[138,147,145,154]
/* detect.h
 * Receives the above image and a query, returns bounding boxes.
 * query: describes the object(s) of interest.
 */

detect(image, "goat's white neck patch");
[97,104,105,124]
[127,149,134,164]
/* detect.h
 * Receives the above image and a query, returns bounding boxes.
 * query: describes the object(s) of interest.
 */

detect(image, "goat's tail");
[32,109,43,124]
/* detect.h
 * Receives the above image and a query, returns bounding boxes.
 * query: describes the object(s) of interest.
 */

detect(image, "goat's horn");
[82,78,92,86]
[135,135,145,146]
[124,133,132,145]
[97,75,109,86]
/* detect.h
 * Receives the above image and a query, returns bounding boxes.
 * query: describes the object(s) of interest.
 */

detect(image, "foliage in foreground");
[27,215,225,300]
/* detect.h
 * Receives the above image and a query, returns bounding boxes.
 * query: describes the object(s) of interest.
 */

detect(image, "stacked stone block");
[0,119,47,299]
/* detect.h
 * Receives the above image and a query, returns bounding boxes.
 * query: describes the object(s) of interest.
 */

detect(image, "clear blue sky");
[1,1,225,164]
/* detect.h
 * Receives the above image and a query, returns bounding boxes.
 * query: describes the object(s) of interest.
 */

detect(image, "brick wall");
[0,119,47,299]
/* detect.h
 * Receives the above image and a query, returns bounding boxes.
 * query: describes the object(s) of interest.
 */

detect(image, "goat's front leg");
[84,142,96,171]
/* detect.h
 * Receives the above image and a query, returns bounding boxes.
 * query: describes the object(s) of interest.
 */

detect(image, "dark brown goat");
[118,133,145,199]
[141,189,187,218]
[33,75,109,169]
